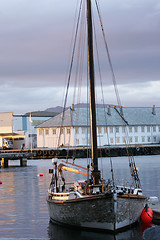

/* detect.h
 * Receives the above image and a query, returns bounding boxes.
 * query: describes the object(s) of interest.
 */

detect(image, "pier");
[0,144,160,167]
[0,152,32,168]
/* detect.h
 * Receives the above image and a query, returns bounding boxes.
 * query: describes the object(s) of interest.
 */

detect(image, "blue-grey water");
[0,155,160,239]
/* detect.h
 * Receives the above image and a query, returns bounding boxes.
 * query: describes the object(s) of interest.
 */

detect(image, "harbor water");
[0,155,160,239]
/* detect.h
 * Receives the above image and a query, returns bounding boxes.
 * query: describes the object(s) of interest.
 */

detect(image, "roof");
[36,106,160,128]
[0,133,25,139]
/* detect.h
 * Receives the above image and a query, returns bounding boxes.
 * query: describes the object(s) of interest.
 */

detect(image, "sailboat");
[47,0,146,232]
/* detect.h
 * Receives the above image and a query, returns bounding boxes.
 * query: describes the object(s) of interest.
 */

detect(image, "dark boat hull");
[47,193,146,232]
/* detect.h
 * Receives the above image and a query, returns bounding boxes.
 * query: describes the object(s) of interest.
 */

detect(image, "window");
[153,136,157,142]
[130,137,132,143]
[134,127,138,133]
[45,129,49,135]
[76,139,79,145]
[39,129,42,135]
[123,137,126,143]
[60,128,64,135]
[135,137,138,143]
[110,127,113,133]
[98,127,102,134]
[153,126,156,132]
[122,127,125,133]
[53,129,56,135]
[110,138,113,144]
[104,127,107,133]
[116,137,120,143]
[75,128,79,134]
[141,126,145,133]
[67,128,70,134]
[115,127,119,133]
[147,126,150,132]
[142,136,145,142]
[147,136,151,142]
[159,126,160,132]
[129,127,132,133]
[82,128,85,134]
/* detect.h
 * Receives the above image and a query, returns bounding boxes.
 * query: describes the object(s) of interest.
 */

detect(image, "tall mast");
[87,0,100,184]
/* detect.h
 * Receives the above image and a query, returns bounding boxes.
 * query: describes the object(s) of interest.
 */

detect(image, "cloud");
[0,0,160,113]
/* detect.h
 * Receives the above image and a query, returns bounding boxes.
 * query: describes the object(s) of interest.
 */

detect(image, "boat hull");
[47,193,146,232]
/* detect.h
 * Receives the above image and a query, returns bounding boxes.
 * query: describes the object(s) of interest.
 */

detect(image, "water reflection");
[0,157,160,239]
[48,221,143,240]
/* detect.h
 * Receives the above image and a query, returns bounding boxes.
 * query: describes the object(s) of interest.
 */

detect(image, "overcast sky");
[0,0,160,114]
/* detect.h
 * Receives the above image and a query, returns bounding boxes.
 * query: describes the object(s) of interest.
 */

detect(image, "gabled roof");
[36,106,160,128]
[36,108,72,128]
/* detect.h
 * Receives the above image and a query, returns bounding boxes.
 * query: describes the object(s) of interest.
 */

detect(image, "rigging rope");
[57,0,83,149]
[95,0,141,188]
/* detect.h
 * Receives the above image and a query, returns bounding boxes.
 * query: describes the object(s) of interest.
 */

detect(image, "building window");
[75,128,79,134]
[67,128,70,134]
[104,127,107,133]
[45,129,49,135]
[110,127,113,133]
[76,139,79,145]
[82,138,85,144]
[52,129,56,135]
[159,126,160,132]
[153,126,156,132]
[123,137,126,143]
[115,127,119,133]
[141,126,145,133]
[122,127,125,133]
[110,138,113,144]
[129,127,132,133]
[82,128,85,134]
[147,126,150,132]
[148,136,151,142]
[98,127,102,134]
[134,127,138,133]
[142,136,145,142]
[39,129,42,135]
[60,128,64,135]
[116,137,120,143]
[130,137,132,143]
[153,136,157,142]
[135,137,138,143]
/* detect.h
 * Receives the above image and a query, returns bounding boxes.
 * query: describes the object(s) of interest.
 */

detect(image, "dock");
[0,144,160,168]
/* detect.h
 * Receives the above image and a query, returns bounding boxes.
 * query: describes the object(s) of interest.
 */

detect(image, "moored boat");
[47,0,146,232]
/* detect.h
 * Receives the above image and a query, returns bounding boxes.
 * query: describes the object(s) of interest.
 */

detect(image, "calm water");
[0,155,160,239]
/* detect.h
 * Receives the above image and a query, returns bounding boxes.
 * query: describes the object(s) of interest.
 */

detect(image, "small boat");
[47,0,146,232]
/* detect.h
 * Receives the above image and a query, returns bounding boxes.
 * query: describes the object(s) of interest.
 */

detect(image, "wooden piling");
[20,158,27,167]
[1,158,8,168]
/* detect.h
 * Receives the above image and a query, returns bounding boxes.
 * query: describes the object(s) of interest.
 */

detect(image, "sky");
[0,0,160,114]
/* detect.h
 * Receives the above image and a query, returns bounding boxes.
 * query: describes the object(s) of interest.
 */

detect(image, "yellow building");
[0,112,25,149]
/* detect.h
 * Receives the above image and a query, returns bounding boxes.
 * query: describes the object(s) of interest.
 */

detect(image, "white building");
[36,105,160,148]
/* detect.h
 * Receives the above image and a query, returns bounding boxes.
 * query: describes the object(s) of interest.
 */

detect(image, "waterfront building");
[13,111,56,149]
[0,111,56,149]
[0,112,25,149]
[36,105,160,148]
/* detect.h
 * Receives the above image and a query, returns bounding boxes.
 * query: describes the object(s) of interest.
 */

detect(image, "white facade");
[37,124,160,148]
[37,127,74,148]
[36,106,160,148]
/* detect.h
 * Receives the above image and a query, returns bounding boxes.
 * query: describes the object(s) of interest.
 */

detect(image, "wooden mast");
[87,0,100,185]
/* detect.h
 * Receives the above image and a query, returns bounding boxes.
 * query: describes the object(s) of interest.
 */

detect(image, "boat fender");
[141,204,153,223]
[37,150,42,156]
[49,150,54,156]
[0,181,2,184]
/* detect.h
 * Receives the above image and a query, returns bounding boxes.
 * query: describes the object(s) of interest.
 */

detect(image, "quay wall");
[0,145,160,160]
